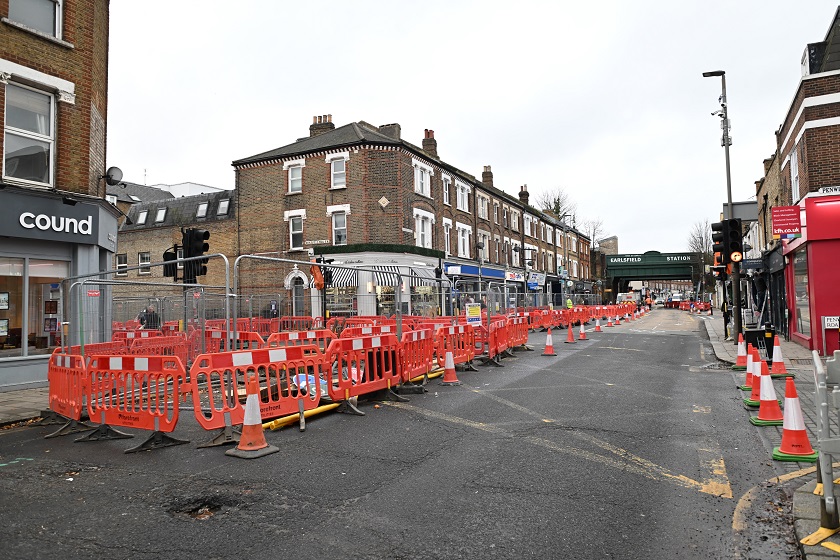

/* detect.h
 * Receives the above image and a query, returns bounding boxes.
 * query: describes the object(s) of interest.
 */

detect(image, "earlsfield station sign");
[605,252,700,281]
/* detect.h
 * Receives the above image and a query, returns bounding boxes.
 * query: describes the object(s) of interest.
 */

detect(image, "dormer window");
[217,199,230,215]
[196,202,208,218]
[136,210,148,225]
[155,207,167,223]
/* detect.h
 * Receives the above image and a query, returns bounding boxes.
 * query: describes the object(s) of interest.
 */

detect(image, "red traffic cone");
[226,371,279,459]
[773,377,818,461]
[744,349,762,407]
[606,316,614,327]
[614,314,621,326]
[750,361,784,425]
[733,333,747,370]
[543,328,557,356]
[770,335,791,377]
[594,318,602,332]
[739,343,754,391]
[440,349,461,385]
[579,322,587,340]
[565,323,576,344]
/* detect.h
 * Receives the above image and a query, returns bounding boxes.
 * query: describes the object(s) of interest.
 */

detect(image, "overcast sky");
[107,1,839,254]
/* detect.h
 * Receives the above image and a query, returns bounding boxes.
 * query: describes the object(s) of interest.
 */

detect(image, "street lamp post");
[703,70,743,342]
[559,213,572,306]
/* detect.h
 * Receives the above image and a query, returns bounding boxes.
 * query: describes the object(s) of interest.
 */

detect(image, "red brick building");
[0,0,119,388]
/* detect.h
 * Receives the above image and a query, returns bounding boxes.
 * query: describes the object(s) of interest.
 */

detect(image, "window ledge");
[329,185,347,191]
[286,191,302,196]
[2,18,74,49]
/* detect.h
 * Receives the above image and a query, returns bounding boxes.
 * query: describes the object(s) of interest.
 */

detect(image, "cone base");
[542,351,557,356]
[750,416,784,426]
[739,385,752,392]
[743,398,760,407]
[772,447,819,462]
[439,380,461,386]
[226,443,280,459]
[770,373,795,379]
[732,365,747,371]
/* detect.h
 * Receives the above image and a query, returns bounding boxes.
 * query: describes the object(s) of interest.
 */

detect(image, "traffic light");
[725,218,743,262]
[323,268,333,287]
[182,228,210,283]
[163,249,178,278]
[711,221,730,265]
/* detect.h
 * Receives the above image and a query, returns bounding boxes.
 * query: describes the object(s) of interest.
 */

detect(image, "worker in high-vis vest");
[566,297,573,309]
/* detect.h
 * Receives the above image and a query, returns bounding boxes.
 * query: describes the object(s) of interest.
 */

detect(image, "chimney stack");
[518,184,529,206]
[309,114,335,137]
[422,129,438,159]
[482,165,494,188]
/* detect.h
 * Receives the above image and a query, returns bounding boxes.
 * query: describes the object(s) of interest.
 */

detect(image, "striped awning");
[331,267,358,287]
[409,266,444,286]
[371,265,401,286]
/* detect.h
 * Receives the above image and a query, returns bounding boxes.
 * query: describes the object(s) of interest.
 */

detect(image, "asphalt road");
[0,311,801,559]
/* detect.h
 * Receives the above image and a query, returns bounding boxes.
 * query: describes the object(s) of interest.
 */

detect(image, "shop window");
[0,257,67,357]
[793,250,810,337]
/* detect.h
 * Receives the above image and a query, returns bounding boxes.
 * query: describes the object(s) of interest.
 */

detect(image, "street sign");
[87,290,100,297]
[730,252,742,262]
[826,316,840,330]
[741,258,763,269]
[465,303,481,325]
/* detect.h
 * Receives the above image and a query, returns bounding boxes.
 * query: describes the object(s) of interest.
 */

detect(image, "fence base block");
[74,423,134,442]
[336,397,365,416]
[44,418,96,439]
[33,409,69,427]
[125,431,190,454]
[197,426,242,448]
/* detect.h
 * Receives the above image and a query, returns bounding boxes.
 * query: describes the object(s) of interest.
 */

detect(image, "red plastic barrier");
[400,328,435,381]
[434,324,476,368]
[129,336,191,373]
[279,316,320,331]
[85,354,186,433]
[250,318,273,337]
[326,334,402,402]
[340,325,402,339]
[113,330,163,343]
[48,351,87,420]
[67,341,129,357]
[266,329,336,352]
[507,316,529,347]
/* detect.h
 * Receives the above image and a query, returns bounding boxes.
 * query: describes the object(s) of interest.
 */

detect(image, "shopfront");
[783,193,840,355]
[0,186,118,390]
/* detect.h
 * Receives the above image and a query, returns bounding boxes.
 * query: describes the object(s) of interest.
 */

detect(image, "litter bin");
[744,328,765,356]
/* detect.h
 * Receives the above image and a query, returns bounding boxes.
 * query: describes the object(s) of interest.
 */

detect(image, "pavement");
[0,310,838,557]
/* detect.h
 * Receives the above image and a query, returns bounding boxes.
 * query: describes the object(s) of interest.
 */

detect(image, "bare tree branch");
[687,219,713,264]
[534,187,576,218]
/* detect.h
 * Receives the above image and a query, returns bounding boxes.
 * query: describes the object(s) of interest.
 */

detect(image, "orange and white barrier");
[81,355,190,452]
[400,328,435,382]
[266,329,336,352]
[326,334,402,403]
[434,324,476,369]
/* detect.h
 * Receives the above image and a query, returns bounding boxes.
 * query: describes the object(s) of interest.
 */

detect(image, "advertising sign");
[771,206,802,239]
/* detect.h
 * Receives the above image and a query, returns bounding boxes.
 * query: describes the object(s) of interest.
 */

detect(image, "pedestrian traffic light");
[182,228,210,283]
[323,268,333,287]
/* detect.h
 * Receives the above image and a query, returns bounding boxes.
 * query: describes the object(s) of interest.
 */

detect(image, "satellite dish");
[104,166,123,186]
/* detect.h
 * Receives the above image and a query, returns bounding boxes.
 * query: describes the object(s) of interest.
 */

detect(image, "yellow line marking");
[385,400,732,498]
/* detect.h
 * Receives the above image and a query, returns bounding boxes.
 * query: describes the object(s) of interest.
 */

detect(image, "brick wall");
[0,0,109,196]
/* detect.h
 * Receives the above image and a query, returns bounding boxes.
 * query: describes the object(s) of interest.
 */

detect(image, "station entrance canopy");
[606,251,701,284]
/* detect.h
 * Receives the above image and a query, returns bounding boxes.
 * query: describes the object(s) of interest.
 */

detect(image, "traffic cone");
[565,322,576,343]
[440,349,461,385]
[750,361,784,425]
[579,322,587,340]
[732,333,747,371]
[543,328,557,356]
[744,349,763,407]
[739,343,754,391]
[594,318,602,332]
[614,314,621,326]
[606,316,613,327]
[773,377,819,461]
[770,335,792,377]
[226,371,279,459]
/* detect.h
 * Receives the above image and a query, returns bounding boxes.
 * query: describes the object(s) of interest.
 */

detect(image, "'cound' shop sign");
[1,191,100,244]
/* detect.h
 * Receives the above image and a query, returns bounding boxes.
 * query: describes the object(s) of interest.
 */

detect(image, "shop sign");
[825,316,840,330]
[0,190,101,244]
[818,186,840,195]
[741,258,763,269]
[771,206,802,239]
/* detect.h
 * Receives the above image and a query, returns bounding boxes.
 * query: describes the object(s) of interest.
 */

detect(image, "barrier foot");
[124,431,190,454]
[74,423,134,442]
[480,354,504,367]
[44,418,96,439]
[503,348,516,358]
[465,361,479,372]
[801,526,840,546]
[32,409,68,427]
[336,396,365,416]
[395,383,426,395]
[196,426,241,448]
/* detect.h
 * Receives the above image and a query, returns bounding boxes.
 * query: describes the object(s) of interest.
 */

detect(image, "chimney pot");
[422,128,438,159]
[309,113,336,137]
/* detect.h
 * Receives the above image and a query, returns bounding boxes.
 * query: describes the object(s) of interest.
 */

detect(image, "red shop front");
[783,193,840,355]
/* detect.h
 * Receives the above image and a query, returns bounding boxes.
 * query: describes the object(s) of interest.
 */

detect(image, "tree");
[535,187,577,219]
[581,217,605,246]
[687,219,712,261]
